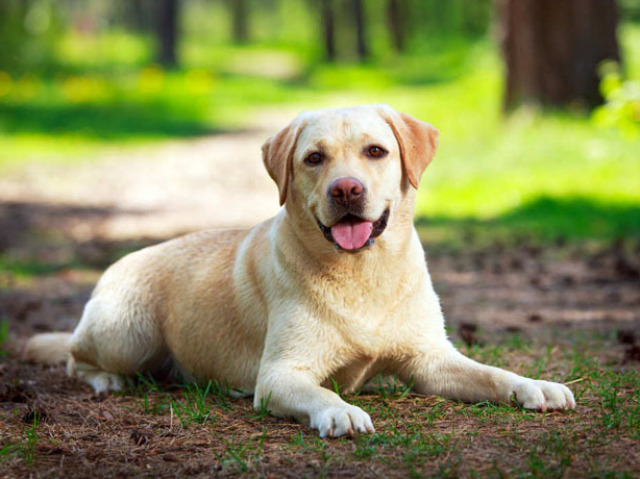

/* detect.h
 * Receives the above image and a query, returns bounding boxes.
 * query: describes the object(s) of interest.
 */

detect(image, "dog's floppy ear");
[378,105,439,190]
[262,116,306,205]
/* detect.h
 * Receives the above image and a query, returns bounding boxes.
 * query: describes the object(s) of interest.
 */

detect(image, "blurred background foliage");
[0,0,639,244]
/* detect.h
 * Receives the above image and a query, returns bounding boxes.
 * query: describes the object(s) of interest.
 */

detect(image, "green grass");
[126,375,231,426]
[0,254,81,278]
[416,197,640,248]
[0,415,41,468]
[0,64,309,169]
[0,318,9,357]
[216,431,267,473]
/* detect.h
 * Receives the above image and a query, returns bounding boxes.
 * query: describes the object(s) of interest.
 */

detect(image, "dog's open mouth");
[317,208,390,252]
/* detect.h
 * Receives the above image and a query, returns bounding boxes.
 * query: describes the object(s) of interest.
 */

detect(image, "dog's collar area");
[316,208,390,253]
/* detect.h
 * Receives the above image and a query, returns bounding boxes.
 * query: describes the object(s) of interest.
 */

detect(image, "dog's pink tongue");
[331,219,373,250]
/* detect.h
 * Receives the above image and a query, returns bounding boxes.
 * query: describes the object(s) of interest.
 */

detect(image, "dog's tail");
[24,332,73,365]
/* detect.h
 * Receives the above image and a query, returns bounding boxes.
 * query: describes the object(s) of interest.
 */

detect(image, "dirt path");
[0,109,301,241]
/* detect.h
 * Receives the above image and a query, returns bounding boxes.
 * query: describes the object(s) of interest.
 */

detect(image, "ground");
[1,122,639,478]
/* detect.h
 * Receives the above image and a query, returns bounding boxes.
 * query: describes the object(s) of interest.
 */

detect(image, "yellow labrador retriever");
[26,105,575,437]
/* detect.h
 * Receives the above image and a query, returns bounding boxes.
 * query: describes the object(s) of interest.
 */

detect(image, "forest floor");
[1,118,639,477]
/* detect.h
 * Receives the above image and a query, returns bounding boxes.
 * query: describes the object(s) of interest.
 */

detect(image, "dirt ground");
[1,122,640,477]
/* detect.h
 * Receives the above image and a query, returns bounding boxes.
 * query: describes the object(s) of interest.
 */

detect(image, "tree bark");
[231,0,249,44]
[156,0,180,68]
[353,0,368,61]
[498,0,620,110]
[322,0,336,61]
[387,0,406,53]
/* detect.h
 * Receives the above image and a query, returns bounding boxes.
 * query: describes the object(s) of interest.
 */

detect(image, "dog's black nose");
[328,177,365,207]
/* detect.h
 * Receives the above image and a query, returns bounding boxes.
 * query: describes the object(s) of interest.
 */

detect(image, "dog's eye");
[305,152,324,166]
[366,146,387,159]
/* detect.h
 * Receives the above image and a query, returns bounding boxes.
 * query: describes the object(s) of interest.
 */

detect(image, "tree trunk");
[498,0,620,110]
[387,0,406,53]
[352,0,368,61]
[322,0,336,61]
[156,0,180,68]
[231,0,249,44]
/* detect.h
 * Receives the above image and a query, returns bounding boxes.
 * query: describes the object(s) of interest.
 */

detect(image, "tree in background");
[322,0,336,61]
[387,0,407,53]
[231,0,250,44]
[0,0,62,74]
[498,0,620,110]
[320,0,369,62]
[157,0,180,68]
[352,0,368,61]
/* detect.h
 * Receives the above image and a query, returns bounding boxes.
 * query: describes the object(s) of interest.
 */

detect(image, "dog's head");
[262,105,438,253]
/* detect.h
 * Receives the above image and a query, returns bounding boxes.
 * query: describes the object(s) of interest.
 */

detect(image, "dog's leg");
[255,362,375,438]
[67,356,125,394]
[400,342,576,411]
[68,296,166,393]
[254,319,375,438]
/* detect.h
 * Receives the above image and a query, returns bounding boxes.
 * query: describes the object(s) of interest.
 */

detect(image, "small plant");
[353,434,377,459]
[289,431,327,455]
[371,374,414,399]
[503,332,529,352]
[330,377,342,397]
[467,344,507,368]
[253,391,272,420]
[21,418,40,467]
[170,381,218,426]
[216,430,267,472]
[209,380,232,411]
[0,415,40,467]
[0,442,21,463]
[592,60,640,138]
[520,431,577,479]
[600,374,622,430]
[128,375,232,424]
[420,400,448,426]
[0,318,9,357]
[129,373,169,415]
[354,425,453,468]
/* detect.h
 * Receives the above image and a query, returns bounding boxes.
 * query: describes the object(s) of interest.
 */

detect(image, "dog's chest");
[315,272,417,336]
[314,263,413,306]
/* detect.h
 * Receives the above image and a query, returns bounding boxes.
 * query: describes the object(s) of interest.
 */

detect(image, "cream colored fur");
[25,105,575,438]
[24,332,72,365]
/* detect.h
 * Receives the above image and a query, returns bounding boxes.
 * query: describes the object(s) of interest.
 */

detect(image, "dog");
[25,105,575,438]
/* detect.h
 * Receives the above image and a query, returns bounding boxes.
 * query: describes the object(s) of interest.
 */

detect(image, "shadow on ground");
[416,196,640,247]
[0,201,160,274]
[0,101,221,139]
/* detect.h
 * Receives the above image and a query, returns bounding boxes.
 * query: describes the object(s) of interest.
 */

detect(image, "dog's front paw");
[510,378,576,411]
[310,404,375,438]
